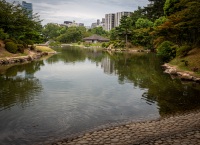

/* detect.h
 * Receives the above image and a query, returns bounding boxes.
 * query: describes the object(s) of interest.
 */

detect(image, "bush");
[5,42,18,53]
[0,28,9,40]
[25,39,34,45]
[4,39,13,44]
[17,44,24,53]
[49,41,61,47]
[78,41,81,45]
[30,45,36,50]
[176,45,192,57]
[157,41,176,62]
[17,40,24,44]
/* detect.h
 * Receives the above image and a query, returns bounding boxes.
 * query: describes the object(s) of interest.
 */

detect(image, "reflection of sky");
[35,59,159,124]
[0,57,159,145]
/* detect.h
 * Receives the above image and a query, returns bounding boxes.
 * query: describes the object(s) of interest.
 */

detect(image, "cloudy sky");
[7,0,150,26]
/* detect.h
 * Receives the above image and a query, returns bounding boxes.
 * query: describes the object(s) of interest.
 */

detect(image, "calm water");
[0,47,200,145]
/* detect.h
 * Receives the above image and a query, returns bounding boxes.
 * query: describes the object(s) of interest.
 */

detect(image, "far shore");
[0,45,56,65]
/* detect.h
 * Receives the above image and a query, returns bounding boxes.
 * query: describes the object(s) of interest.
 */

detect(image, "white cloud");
[7,0,150,26]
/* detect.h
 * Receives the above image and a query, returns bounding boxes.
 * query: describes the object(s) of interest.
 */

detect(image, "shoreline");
[47,109,200,145]
[162,63,200,83]
[0,51,56,65]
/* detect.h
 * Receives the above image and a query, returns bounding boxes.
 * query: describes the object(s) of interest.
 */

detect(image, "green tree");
[109,28,118,41]
[88,27,108,37]
[154,0,200,48]
[0,0,42,41]
[135,18,154,29]
[164,0,180,16]
[42,23,63,41]
[0,28,9,39]
[154,16,167,27]
[143,0,166,21]
[116,16,132,48]
[57,26,87,43]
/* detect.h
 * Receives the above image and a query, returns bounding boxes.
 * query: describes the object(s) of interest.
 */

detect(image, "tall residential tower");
[22,1,33,18]
[115,12,132,27]
[104,11,132,31]
[105,13,115,31]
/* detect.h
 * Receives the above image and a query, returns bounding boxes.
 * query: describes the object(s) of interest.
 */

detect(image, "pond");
[0,47,200,145]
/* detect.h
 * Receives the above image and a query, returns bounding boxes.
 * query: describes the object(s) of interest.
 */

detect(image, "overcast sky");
[7,0,150,26]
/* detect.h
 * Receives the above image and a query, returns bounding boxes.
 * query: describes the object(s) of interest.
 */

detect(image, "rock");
[111,139,119,143]
[193,78,200,83]
[165,68,177,75]
[180,73,193,80]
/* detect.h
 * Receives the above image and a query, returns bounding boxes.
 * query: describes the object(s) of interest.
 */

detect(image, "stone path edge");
[42,109,200,145]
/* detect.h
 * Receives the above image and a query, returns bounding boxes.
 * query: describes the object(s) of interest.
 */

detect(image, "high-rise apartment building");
[22,1,33,18]
[104,11,132,31]
[115,12,132,27]
[105,13,115,31]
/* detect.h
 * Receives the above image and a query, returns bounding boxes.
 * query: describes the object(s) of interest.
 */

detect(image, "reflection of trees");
[0,76,42,109]
[4,61,45,78]
[0,61,44,109]
[46,47,86,64]
[46,47,105,65]
[106,52,200,116]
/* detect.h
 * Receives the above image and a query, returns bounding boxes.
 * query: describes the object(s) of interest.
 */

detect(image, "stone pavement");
[51,110,200,145]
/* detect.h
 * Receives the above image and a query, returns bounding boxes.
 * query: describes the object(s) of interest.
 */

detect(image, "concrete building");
[97,19,100,25]
[64,20,84,27]
[79,23,84,27]
[22,1,32,18]
[115,12,132,27]
[91,23,97,29]
[105,13,115,31]
[104,11,132,31]
[64,21,72,25]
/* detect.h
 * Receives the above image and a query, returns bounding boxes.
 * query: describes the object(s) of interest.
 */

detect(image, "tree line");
[1,0,199,61]
[110,0,200,62]
[42,23,108,44]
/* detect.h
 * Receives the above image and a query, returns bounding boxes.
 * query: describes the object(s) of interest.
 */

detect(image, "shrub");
[157,41,176,62]
[4,39,13,44]
[17,40,24,44]
[78,41,81,45]
[30,45,36,50]
[176,45,192,57]
[5,42,18,53]
[0,28,9,40]
[49,41,61,47]
[17,44,24,53]
[25,39,34,45]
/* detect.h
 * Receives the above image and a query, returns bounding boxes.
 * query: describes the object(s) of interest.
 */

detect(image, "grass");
[35,46,55,53]
[170,48,200,76]
[0,48,29,58]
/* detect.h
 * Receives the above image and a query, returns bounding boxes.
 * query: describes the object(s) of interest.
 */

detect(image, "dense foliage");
[42,23,108,44]
[0,0,43,53]
[110,0,200,62]
[5,42,18,53]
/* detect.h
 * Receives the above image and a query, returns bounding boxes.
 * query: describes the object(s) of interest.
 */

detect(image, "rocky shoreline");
[0,51,56,65]
[162,63,200,83]
[47,110,200,145]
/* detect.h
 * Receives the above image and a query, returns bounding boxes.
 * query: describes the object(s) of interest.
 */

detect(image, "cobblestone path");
[51,110,200,145]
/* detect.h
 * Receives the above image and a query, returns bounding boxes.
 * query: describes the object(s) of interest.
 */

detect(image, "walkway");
[52,110,200,145]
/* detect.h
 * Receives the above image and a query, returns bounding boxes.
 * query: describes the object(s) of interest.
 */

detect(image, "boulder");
[180,73,193,81]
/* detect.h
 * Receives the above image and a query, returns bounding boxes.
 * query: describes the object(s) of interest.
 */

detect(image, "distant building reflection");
[101,56,116,75]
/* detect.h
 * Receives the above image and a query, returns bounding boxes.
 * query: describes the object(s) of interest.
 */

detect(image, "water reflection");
[0,47,200,144]
[46,47,200,116]
[101,51,200,116]
[0,61,44,109]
